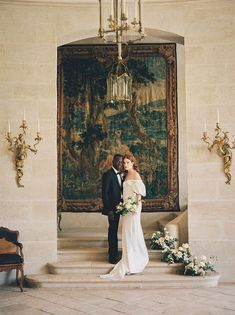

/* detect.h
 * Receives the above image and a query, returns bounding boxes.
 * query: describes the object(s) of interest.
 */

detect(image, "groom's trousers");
[108,212,120,261]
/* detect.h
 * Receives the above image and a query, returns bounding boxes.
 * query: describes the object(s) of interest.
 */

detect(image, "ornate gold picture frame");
[57,43,179,213]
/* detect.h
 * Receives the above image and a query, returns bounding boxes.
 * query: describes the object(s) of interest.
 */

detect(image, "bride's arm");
[133,181,146,197]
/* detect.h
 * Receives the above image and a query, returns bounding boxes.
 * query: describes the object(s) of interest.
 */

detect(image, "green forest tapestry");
[57,44,179,212]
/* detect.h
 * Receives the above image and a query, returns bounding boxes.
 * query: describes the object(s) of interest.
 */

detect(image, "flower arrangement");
[161,243,216,276]
[161,243,191,264]
[116,195,137,216]
[183,255,215,276]
[150,227,217,277]
[150,228,177,250]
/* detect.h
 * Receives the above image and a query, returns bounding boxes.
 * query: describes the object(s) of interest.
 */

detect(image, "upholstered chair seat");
[0,254,24,265]
[0,227,24,292]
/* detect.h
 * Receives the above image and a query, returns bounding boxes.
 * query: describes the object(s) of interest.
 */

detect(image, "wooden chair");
[0,227,24,292]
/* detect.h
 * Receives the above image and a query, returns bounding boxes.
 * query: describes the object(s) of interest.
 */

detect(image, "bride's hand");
[134,193,141,204]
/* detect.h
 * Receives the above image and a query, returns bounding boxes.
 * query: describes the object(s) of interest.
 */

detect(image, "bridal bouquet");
[116,196,137,216]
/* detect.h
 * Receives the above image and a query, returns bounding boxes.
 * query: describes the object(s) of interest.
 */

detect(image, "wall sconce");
[6,119,42,188]
[202,117,235,184]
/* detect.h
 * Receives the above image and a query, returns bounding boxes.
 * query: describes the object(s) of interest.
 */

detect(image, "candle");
[99,0,103,33]
[37,120,40,133]
[217,109,220,124]
[110,0,113,16]
[8,120,11,133]
[122,0,125,14]
[134,0,138,19]
[204,121,207,133]
[125,5,128,19]
[23,107,26,121]
[118,41,122,60]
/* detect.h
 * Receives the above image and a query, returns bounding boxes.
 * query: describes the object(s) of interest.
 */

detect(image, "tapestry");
[57,44,179,212]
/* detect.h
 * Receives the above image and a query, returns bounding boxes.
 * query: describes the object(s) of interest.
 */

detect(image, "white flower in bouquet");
[199,261,205,267]
[200,255,207,261]
[116,195,137,216]
[176,251,183,258]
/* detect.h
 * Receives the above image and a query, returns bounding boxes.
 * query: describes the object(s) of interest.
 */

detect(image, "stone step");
[58,237,115,249]
[58,239,151,250]
[57,248,162,262]
[25,272,220,289]
[58,229,153,249]
[47,260,180,275]
[57,248,109,262]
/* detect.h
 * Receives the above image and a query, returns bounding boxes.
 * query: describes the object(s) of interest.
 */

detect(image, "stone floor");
[0,283,235,315]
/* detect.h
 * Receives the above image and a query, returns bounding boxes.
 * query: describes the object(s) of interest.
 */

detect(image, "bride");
[100,153,149,280]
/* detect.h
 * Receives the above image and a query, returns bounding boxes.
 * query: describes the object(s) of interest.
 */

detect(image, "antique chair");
[0,227,24,292]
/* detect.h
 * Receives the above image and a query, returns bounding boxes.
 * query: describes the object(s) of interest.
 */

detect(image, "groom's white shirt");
[112,167,122,187]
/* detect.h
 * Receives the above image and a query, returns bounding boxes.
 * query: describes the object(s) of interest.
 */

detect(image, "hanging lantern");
[98,0,145,104]
[107,60,132,104]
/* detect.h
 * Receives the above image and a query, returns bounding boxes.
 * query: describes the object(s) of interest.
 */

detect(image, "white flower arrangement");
[161,242,216,276]
[150,228,217,277]
[161,243,191,264]
[116,195,137,216]
[184,255,216,276]
[150,228,177,250]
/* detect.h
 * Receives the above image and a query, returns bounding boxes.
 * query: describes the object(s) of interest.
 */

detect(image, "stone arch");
[57,27,184,47]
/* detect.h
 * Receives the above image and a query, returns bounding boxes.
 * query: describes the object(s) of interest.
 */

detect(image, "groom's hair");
[113,154,123,162]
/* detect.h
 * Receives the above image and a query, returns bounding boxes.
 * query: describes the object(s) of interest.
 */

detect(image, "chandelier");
[98,0,145,104]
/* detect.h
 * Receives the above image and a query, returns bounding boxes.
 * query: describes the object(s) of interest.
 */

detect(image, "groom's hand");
[108,210,114,221]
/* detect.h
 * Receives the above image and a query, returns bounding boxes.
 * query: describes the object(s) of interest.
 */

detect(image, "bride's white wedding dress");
[100,179,149,280]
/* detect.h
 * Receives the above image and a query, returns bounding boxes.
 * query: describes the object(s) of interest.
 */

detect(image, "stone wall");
[0,0,234,282]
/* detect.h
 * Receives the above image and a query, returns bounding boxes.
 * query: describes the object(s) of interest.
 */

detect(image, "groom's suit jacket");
[101,168,122,216]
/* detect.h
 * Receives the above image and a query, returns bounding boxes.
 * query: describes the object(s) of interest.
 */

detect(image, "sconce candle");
[204,121,207,133]
[122,0,126,13]
[37,120,40,133]
[134,0,138,18]
[217,109,220,124]
[23,108,26,121]
[125,5,128,19]
[110,0,113,16]
[8,120,11,133]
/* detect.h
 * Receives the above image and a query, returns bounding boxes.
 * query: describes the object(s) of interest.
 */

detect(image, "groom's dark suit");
[102,168,122,262]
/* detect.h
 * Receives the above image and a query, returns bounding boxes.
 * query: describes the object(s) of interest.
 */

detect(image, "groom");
[101,154,123,264]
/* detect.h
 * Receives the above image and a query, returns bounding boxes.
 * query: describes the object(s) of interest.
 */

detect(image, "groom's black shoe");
[108,257,119,264]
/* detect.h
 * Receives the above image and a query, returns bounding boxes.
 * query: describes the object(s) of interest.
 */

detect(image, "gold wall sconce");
[202,112,235,184]
[6,118,42,188]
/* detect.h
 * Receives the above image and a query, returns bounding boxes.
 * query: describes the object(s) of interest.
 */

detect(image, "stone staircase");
[25,228,220,289]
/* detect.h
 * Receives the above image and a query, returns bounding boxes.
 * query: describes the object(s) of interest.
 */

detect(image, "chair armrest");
[13,242,24,259]
[13,241,23,249]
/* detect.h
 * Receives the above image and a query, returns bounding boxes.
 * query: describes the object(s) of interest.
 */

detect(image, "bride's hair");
[123,153,139,172]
